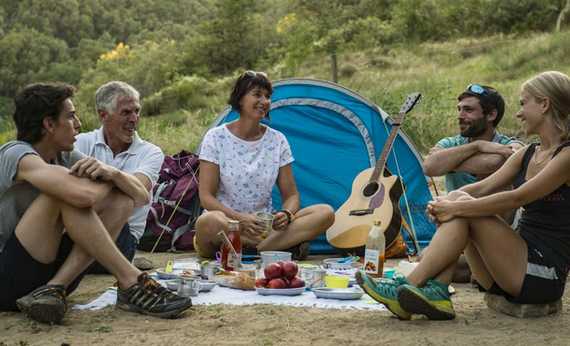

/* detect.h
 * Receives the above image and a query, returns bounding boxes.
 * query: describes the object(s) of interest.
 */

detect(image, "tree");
[283,0,395,82]
[557,0,570,32]
[184,0,274,75]
[0,28,72,98]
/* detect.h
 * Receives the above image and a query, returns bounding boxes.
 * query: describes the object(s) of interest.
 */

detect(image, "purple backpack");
[139,150,201,252]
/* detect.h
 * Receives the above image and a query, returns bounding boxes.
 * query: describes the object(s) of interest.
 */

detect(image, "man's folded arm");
[17,154,113,208]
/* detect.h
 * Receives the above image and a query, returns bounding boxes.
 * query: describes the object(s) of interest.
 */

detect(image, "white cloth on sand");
[73,285,387,311]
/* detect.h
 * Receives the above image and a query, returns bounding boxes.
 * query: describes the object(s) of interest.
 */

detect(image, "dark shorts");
[0,223,135,310]
[0,233,82,311]
[489,242,567,304]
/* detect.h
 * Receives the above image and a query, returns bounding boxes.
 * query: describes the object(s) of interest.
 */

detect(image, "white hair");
[95,81,140,114]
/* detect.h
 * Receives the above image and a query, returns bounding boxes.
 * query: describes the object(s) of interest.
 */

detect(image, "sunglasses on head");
[466,84,497,96]
[243,70,268,78]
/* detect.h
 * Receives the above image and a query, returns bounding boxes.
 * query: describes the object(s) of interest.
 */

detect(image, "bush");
[143,76,218,116]
[340,64,358,78]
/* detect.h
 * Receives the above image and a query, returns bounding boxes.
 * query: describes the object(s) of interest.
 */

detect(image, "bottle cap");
[228,219,240,231]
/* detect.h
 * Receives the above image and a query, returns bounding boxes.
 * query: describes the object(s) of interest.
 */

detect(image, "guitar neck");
[369,116,403,182]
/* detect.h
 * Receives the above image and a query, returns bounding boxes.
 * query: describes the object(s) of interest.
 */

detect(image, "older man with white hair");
[74,81,164,272]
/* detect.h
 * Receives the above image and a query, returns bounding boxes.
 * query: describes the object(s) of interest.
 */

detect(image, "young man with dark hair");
[0,83,191,325]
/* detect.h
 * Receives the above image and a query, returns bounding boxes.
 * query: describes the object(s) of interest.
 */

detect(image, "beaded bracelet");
[280,209,294,225]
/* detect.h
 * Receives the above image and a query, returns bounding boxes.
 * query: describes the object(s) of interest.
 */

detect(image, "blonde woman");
[358,71,570,320]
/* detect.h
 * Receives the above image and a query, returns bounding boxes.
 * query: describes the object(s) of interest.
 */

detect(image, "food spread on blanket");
[150,255,428,300]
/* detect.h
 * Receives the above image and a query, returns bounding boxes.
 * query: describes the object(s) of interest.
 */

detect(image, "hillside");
[21,31,569,154]
[1,0,569,152]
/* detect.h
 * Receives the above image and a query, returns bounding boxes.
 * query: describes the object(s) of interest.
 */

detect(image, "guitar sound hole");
[363,182,379,197]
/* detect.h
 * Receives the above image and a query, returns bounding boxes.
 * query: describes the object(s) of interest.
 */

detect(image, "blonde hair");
[522,71,570,140]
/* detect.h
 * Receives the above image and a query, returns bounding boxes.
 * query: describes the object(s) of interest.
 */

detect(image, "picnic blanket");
[73,285,387,311]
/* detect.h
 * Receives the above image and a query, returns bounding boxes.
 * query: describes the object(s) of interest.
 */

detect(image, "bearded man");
[422,84,524,283]
[423,84,524,193]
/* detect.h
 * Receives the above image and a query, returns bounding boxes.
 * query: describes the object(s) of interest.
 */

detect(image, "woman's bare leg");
[194,211,227,258]
[407,215,527,296]
[257,204,334,251]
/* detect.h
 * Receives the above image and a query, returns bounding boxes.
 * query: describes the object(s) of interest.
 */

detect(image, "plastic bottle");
[364,220,385,278]
[221,220,242,271]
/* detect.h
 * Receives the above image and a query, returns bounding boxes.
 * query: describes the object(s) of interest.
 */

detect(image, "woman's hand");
[272,211,289,231]
[237,213,265,240]
[427,198,458,224]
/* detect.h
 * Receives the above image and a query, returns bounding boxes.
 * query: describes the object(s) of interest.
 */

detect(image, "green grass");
[2,31,570,154]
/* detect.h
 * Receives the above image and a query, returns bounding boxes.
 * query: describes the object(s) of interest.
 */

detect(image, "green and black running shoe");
[117,273,192,319]
[397,279,456,320]
[355,270,412,320]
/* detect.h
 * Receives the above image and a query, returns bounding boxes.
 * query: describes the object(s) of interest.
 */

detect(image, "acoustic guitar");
[326,92,422,249]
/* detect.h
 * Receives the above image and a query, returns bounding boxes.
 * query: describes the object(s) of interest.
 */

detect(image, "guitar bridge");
[349,209,374,216]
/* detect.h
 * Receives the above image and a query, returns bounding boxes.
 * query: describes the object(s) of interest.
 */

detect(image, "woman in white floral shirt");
[194,71,334,259]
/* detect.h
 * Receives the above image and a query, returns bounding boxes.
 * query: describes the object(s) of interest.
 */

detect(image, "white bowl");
[322,258,361,271]
[260,251,292,267]
[199,280,217,292]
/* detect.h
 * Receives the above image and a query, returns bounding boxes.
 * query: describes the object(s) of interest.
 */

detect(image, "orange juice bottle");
[364,220,385,278]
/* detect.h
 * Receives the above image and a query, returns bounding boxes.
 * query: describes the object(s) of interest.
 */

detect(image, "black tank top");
[514,142,570,269]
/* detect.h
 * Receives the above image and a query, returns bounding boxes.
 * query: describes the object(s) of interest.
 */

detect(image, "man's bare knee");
[95,190,134,217]
[14,193,66,263]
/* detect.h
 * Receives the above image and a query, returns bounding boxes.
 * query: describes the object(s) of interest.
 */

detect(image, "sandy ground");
[1,251,570,346]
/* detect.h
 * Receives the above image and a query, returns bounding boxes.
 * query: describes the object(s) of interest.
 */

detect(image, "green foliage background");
[1,0,569,153]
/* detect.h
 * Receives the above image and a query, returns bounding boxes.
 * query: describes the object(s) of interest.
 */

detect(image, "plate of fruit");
[255,261,306,296]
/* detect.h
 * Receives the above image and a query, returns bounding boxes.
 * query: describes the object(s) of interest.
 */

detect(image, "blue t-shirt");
[436,132,521,192]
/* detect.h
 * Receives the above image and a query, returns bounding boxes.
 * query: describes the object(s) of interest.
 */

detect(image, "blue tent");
[205,78,435,253]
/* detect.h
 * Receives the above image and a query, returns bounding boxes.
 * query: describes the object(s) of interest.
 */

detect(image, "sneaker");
[397,279,456,320]
[355,271,411,320]
[116,273,192,319]
[16,284,67,325]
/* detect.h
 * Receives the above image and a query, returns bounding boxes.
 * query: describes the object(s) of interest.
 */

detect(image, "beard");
[460,116,488,137]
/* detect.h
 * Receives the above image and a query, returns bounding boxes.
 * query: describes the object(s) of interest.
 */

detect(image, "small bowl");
[325,275,350,289]
[260,251,292,267]
[199,280,217,292]
[322,258,361,271]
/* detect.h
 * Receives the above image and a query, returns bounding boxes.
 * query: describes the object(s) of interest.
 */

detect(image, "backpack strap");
[170,197,202,250]
[171,224,193,251]
[152,182,169,203]
[155,196,195,216]
[148,206,175,234]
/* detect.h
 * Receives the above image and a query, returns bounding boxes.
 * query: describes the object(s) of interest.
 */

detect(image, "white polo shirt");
[74,127,164,241]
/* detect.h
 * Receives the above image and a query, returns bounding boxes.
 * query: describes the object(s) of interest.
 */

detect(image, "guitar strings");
[380,113,422,255]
